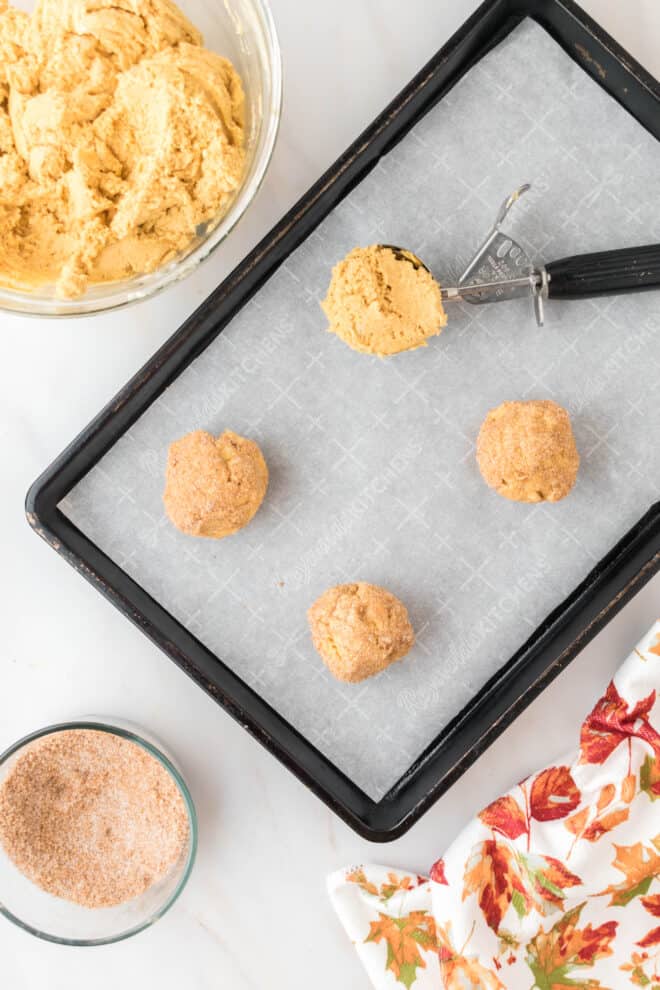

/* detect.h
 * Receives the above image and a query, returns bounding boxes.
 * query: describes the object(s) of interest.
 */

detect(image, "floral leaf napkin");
[329,622,660,989]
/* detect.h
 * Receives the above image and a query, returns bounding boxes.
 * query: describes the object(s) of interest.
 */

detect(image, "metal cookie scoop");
[383,183,660,326]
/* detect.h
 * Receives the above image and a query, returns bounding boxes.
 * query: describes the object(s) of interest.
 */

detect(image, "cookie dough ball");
[164,429,268,538]
[476,400,579,503]
[321,245,448,356]
[308,582,415,683]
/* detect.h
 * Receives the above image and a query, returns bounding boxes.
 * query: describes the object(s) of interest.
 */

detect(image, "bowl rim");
[0,0,283,318]
[0,720,198,946]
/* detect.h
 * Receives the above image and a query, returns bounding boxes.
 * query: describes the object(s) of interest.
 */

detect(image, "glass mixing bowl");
[0,720,197,945]
[0,0,282,317]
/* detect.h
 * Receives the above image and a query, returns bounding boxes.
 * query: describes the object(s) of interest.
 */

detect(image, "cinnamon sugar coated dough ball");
[164,430,268,538]
[308,582,415,683]
[321,245,448,356]
[476,399,580,503]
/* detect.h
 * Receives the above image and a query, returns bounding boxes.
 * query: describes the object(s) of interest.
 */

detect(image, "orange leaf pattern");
[598,840,660,907]
[580,681,660,765]
[479,794,528,840]
[346,867,379,897]
[366,911,437,988]
[564,776,634,850]
[434,920,506,989]
[640,754,660,801]
[598,784,617,812]
[329,623,660,990]
[463,840,582,932]
[620,949,660,987]
[429,859,448,885]
[641,894,660,918]
[636,926,660,949]
[463,840,528,932]
[565,807,590,837]
[635,894,660,954]
[442,953,505,990]
[347,868,425,902]
[582,808,630,842]
[523,854,582,914]
[530,766,581,822]
[526,902,617,988]
[621,774,637,804]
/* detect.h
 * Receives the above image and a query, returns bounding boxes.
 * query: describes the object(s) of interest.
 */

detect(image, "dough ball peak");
[476,399,579,503]
[308,581,415,683]
[163,429,268,538]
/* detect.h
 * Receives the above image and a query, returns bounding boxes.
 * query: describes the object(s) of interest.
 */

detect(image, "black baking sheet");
[27,0,660,838]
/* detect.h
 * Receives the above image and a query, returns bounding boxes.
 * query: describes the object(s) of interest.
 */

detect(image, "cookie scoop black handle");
[546,244,660,300]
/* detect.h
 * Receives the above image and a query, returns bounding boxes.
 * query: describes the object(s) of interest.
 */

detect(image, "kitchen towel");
[329,621,660,989]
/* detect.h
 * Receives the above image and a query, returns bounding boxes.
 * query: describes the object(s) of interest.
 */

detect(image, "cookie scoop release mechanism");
[443,184,660,326]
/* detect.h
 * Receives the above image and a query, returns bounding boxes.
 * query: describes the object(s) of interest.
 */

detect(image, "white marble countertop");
[2,1,659,986]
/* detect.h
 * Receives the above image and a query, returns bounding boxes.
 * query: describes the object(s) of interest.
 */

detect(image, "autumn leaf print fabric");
[328,621,660,989]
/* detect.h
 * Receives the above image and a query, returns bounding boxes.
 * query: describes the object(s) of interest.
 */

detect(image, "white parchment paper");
[62,20,660,800]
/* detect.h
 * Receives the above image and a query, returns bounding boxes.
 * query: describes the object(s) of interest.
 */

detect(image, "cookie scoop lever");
[390,184,660,326]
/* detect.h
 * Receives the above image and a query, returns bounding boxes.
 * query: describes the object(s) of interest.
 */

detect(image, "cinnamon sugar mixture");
[0,729,189,908]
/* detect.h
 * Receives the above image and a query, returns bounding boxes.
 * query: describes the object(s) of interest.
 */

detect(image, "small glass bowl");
[0,0,282,317]
[0,720,197,946]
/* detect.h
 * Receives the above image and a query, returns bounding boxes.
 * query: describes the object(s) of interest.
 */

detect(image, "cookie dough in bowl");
[0,0,245,298]
[164,430,268,538]
[0,0,282,315]
[308,582,415,683]
[476,399,580,503]
[321,245,448,356]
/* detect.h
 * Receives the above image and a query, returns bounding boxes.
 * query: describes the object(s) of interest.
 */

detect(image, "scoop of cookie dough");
[476,399,579,503]
[164,430,268,538]
[321,245,448,356]
[308,582,415,683]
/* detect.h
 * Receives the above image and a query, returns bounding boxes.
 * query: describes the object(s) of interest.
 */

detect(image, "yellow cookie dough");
[476,399,580,503]
[308,582,415,683]
[164,430,268,539]
[321,245,448,356]
[0,0,245,298]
